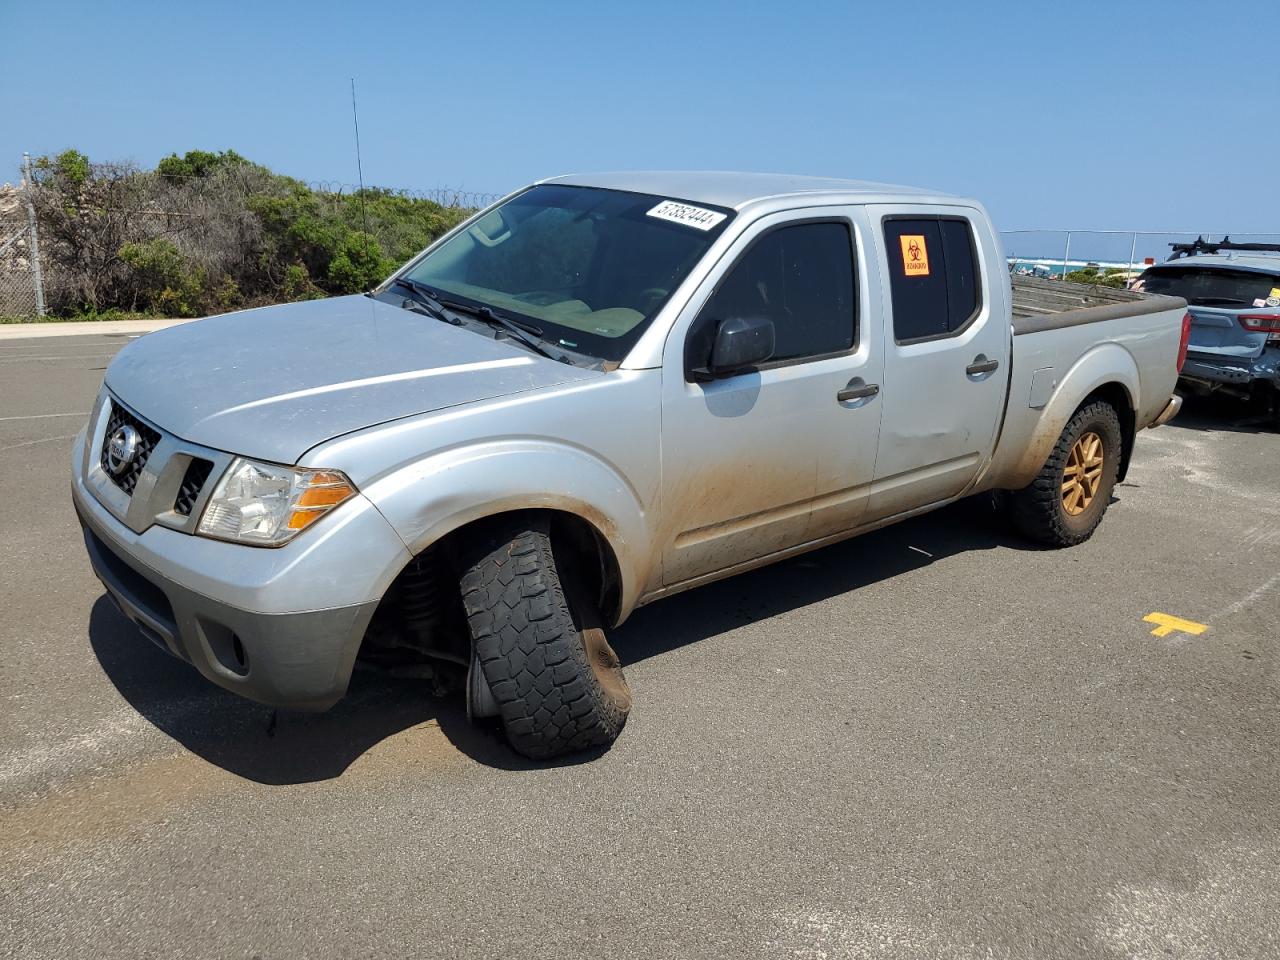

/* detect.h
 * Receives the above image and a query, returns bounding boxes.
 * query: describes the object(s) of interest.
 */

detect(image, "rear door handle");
[966,355,1000,377]
[837,379,880,403]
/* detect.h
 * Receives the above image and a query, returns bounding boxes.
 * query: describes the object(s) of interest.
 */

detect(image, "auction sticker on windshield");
[647,200,727,231]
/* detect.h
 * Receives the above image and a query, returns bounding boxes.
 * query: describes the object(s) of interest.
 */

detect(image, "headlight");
[196,458,357,546]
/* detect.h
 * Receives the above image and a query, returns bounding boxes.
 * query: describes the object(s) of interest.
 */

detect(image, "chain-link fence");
[1001,230,1280,282]
[0,155,46,319]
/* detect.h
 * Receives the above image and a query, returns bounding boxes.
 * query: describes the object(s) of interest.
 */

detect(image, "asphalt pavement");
[2,332,1278,959]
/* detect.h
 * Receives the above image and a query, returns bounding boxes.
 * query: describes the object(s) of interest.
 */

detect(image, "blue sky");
[2,0,1277,237]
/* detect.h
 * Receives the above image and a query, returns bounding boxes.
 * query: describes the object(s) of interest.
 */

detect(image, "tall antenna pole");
[350,79,372,250]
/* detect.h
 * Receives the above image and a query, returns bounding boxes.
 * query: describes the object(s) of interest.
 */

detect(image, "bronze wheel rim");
[1062,431,1104,516]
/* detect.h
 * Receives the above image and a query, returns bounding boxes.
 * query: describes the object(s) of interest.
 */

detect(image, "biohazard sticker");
[899,234,930,276]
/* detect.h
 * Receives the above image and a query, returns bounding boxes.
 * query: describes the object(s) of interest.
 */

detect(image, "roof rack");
[1167,236,1280,260]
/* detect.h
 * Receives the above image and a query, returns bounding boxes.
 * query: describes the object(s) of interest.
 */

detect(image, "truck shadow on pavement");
[1171,392,1278,434]
[613,495,1033,666]
[89,495,1037,784]
[88,598,607,782]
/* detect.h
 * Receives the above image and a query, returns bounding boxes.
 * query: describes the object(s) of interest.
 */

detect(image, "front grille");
[99,401,162,496]
[174,458,214,516]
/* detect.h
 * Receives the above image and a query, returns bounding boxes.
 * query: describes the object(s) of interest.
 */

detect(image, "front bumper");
[72,430,411,711]
[1180,348,1280,388]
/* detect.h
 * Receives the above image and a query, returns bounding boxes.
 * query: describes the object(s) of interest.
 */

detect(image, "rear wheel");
[1007,400,1123,547]
[458,515,631,760]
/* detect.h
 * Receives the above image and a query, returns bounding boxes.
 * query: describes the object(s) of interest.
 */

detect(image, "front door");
[658,211,883,587]
[863,207,1009,521]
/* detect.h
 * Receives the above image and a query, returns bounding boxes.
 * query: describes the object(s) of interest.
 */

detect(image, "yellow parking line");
[1143,612,1208,638]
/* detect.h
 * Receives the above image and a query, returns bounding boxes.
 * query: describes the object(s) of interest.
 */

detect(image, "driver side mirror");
[701,315,775,379]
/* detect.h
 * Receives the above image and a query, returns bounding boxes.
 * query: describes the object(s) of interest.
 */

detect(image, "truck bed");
[979,276,1187,493]
[1011,274,1149,320]
[1011,274,1183,335]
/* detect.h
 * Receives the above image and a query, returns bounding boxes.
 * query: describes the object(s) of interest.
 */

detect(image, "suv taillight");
[1177,311,1192,372]
[1238,314,1280,338]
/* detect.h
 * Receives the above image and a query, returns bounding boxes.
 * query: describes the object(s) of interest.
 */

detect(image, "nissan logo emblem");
[106,425,141,475]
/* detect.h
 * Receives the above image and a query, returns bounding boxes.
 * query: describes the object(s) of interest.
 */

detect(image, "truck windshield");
[392,184,734,362]
[1137,265,1280,306]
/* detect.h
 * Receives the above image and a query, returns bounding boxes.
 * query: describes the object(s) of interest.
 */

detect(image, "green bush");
[281,263,325,302]
[119,238,187,291]
[118,239,201,316]
[1065,267,1129,289]
[34,149,92,188]
[327,232,395,293]
[157,149,251,181]
[28,148,477,319]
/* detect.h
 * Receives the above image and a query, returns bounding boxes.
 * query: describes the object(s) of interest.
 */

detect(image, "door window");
[883,217,981,342]
[690,221,856,369]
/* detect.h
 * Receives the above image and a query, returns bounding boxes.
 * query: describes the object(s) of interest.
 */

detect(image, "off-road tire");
[458,515,631,760]
[1008,400,1123,548]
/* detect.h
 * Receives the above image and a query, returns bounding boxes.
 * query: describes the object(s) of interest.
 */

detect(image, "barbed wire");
[296,180,503,207]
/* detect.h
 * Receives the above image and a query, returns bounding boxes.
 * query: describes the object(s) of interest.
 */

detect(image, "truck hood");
[105,295,598,463]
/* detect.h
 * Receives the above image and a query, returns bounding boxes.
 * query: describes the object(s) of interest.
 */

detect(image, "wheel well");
[411,509,623,625]
[542,510,624,626]
[358,508,624,680]
[1081,382,1136,482]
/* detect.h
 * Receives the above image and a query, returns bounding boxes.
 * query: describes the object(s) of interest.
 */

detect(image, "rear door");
[1138,263,1280,359]
[862,207,1009,521]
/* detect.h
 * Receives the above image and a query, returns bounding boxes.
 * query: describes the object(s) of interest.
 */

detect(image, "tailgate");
[1187,306,1273,359]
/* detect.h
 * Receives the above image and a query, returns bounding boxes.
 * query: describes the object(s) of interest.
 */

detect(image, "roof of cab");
[539,170,966,211]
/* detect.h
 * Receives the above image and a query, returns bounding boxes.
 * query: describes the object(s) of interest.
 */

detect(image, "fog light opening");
[198,617,250,677]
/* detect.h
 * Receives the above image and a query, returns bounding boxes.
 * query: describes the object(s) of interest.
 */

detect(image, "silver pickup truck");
[72,172,1189,759]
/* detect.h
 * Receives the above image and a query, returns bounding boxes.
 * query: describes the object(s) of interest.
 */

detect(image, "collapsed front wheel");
[1007,400,1123,547]
[458,515,631,760]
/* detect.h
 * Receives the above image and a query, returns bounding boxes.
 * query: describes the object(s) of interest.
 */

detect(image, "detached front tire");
[1007,400,1123,547]
[458,515,631,760]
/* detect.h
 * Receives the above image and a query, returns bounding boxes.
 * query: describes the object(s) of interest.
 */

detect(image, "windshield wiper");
[1189,296,1252,306]
[390,277,572,364]
[389,277,463,325]
[435,297,571,364]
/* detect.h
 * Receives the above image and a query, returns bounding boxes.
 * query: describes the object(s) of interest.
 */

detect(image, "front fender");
[999,341,1139,490]
[362,439,652,620]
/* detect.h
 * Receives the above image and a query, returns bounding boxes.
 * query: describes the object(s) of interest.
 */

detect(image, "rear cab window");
[1136,265,1280,308]
[882,216,982,342]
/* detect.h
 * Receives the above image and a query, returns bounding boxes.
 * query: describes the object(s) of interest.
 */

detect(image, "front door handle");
[837,379,880,403]
[966,355,1000,377]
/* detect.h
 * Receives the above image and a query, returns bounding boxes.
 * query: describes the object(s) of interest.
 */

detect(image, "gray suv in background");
[1137,238,1280,426]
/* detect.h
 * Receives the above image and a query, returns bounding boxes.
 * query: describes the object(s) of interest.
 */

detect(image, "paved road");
[3,333,1278,959]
